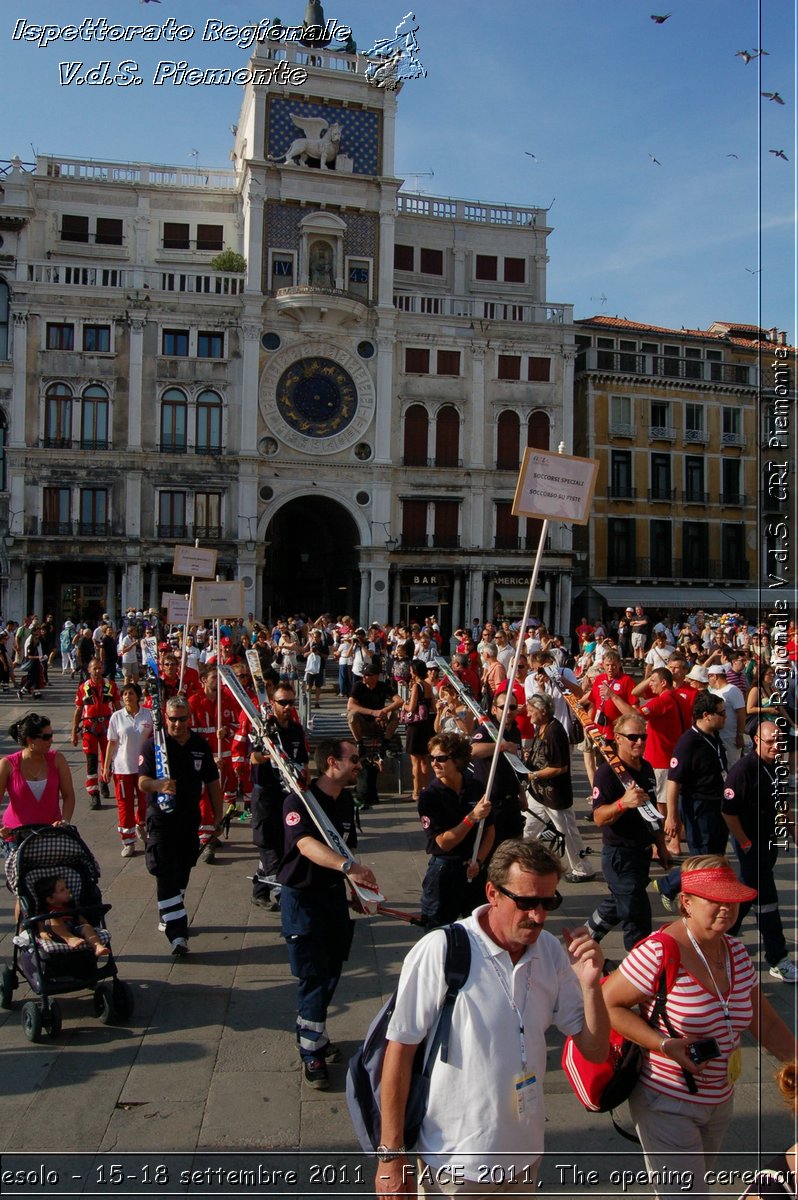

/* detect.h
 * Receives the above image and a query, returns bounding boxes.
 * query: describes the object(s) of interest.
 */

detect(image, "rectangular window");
[610,395,633,434]
[663,345,681,377]
[348,259,370,300]
[721,525,746,578]
[527,357,551,382]
[475,254,498,281]
[650,400,670,433]
[394,243,414,271]
[162,329,189,356]
[597,337,615,369]
[706,349,723,381]
[158,491,187,538]
[401,499,427,547]
[271,253,295,287]
[61,214,89,243]
[163,222,191,250]
[607,518,636,574]
[650,520,672,577]
[46,323,74,351]
[43,487,71,535]
[196,396,222,453]
[650,453,672,500]
[618,339,638,372]
[194,492,221,538]
[685,456,705,502]
[611,450,634,499]
[722,407,741,438]
[683,522,708,577]
[419,247,443,275]
[196,224,224,252]
[404,347,430,374]
[436,350,460,376]
[684,346,702,379]
[433,500,459,548]
[685,404,704,440]
[503,257,525,283]
[495,501,519,550]
[498,354,521,381]
[79,488,108,535]
[721,458,742,504]
[82,325,111,353]
[197,331,224,359]
[95,217,123,246]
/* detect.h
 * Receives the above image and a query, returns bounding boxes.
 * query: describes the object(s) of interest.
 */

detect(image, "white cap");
[706,663,727,675]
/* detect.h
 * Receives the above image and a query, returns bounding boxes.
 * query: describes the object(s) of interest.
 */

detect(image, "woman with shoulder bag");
[603,856,797,1200]
[401,659,435,803]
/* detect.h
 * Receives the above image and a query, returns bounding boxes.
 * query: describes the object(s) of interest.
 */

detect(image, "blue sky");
[3,0,795,339]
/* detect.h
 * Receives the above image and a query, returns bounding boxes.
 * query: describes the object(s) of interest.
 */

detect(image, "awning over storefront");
[592,586,767,611]
[494,586,548,602]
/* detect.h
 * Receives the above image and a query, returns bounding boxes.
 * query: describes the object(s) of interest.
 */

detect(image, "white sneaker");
[157,920,167,933]
[171,937,189,957]
[769,957,798,983]
[121,844,135,858]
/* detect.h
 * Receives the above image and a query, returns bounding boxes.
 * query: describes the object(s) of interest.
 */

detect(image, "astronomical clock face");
[276,357,357,438]
[260,341,376,455]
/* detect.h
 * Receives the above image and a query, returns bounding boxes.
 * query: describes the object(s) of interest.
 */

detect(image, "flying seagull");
[745,267,762,275]
[524,152,538,160]
[648,153,662,165]
[754,48,769,55]
[735,50,755,64]
[650,13,671,23]
[726,153,739,159]
[769,149,789,160]
[761,92,785,105]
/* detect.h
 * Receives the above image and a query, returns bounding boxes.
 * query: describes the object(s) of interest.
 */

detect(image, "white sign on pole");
[512,449,599,526]
[192,580,245,620]
[172,545,218,579]
[164,595,191,625]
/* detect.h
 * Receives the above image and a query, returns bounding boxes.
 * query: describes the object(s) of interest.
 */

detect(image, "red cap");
[681,866,756,904]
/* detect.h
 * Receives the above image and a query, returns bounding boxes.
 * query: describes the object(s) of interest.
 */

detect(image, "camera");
[687,1037,721,1065]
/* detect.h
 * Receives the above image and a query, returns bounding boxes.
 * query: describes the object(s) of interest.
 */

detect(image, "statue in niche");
[309,241,334,289]
[270,113,342,169]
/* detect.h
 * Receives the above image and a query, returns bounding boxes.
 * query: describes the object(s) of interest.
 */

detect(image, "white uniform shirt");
[386,907,585,1178]
[107,707,154,774]
[525,667,579,734]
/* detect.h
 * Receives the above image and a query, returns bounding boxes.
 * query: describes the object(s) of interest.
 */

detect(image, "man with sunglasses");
[276,738,377,1090]
[139,695,222,956]
[586,714,670,951]
[249,683,309,910]
[470,694,527,848]
[375,839,608,1197]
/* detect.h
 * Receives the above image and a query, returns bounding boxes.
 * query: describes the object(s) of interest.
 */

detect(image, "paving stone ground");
[0,675,794,1197]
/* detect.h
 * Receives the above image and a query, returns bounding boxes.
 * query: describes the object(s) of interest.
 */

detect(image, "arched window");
[160,388,187,453]
[496,410,520,470]
[434,405,460,467]
[527,410,550,450]
[196,390,223,454]
[81,384,109,450]
[0,279,9,361]
[403,404,428,466]
[43,383,73,448]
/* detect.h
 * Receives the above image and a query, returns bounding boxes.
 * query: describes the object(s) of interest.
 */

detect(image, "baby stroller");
[1,823,134,1042]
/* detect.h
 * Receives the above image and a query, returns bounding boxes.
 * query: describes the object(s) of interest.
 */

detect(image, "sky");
[3,0,796,340]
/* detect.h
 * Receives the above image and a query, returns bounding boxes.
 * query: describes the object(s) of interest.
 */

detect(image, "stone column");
[125,562,143,612]
[558,572,573,639]
[33,566,44,619]
[106,565,116,621]
[452,572,462,633]
[469,344,486,469]
[486,577,495,623]
[374,332,395,464]
[391,568,401,626]
[148,565,159,612]
[468,569,485,624]
[8,559,25,622]
[127,315,147,452]
[239,320,262,455]
[358,568,370,626]
[370,565,389,628]
[10,314,28,449]
[243,176,265,295]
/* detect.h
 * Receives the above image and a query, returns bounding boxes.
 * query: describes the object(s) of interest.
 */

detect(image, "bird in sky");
[726,153,739,159]
[735,50,755,64]
[648,153,662,165]
[524,152,538,160]
[141,0,162,4]
[754,48,770,55]
[761,92,785,105]
[769,149,789,160]
[650,13,671,23]
[745,267,762,275]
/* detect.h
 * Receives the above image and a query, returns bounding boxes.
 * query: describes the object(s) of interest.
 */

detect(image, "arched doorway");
[263,496,361,620]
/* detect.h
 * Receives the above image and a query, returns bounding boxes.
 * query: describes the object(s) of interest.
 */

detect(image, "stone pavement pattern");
[0,677,794,1196]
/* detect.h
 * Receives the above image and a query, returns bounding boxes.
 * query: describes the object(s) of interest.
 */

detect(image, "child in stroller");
[36,876,110,957]
[1,823,133,1041]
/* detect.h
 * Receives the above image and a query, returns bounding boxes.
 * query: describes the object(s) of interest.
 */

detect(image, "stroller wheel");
[1,966,16,1009]
[44,999,62,1038]
[111,978,135,1022]
[21,1000,44,1043]
[94,982,114,1024]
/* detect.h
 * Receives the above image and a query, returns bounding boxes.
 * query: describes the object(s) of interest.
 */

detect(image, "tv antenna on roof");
[189,149,199,170]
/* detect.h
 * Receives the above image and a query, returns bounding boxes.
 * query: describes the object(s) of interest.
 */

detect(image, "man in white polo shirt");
[707,663,746,765]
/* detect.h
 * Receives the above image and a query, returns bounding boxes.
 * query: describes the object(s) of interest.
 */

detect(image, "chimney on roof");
[767,327,778,342]
[779,331,787,345]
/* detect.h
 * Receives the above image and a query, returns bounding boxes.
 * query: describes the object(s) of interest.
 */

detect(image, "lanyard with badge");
[484,949,537,1117]
[684,925,741,1084]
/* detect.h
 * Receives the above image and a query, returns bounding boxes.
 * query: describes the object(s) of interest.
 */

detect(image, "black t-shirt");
[527,717,574,810]
[722,749,779,844]
[254,718,309,800]
[470,724,522,804]
[140,731,219,831]
[276,780,357,890]
[417,773,492,859]
[667,726,727,801]
[592,759,658,848]
[350,679,396,713]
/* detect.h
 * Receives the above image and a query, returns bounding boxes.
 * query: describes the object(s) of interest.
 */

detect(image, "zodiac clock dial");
[275,357,358,438]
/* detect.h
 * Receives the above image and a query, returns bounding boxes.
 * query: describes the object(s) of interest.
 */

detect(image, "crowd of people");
[0,601,796,1197]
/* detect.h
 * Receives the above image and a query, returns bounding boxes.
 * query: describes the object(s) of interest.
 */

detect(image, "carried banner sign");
[192,580,245,620]
[512,449,598,526]
[172,545,218,579]
[163,593,191,625]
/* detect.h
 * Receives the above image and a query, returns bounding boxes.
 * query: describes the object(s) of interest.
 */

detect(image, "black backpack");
[346,924,471,1152]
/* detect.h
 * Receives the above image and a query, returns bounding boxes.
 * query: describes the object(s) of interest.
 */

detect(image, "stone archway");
[263,495,360,620]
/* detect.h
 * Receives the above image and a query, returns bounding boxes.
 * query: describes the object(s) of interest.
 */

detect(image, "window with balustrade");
[80,385,109,450]
[160,388,188,453]
[43,383,72,448]
[434,406,460,467]
[79,487,108,536]
[403,404,428,466]
[196,390,223,454]
[497,410,520,469]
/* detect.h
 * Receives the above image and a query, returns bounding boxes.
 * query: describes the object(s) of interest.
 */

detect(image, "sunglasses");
[273,698,294,706]
[496,884,563,912]
[617,733,647,743]
[37,732,54,741]
[336,754,361,765]
[166,715,190,723]
[430,754,451,764]
[495,704,518,712]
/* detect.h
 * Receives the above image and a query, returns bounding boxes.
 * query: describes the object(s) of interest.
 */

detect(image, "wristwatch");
[341,859,353,875]
[375,1145,407,1162]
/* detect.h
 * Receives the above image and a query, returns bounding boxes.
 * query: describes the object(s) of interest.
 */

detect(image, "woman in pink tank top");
[0,712,75,844]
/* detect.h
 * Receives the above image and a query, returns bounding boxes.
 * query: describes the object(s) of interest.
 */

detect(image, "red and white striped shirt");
[619,933,756,1104]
